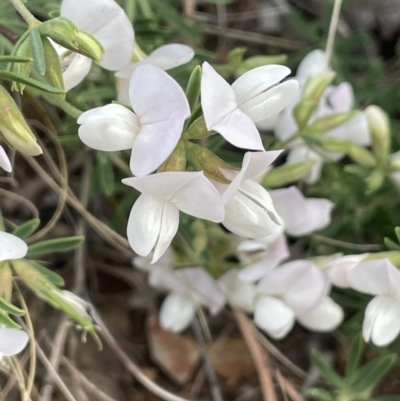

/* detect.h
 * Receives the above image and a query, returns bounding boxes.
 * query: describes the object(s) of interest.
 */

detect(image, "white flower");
[78,65,190,177]
[0,328,29,361]
[254,260,341,339]
[347,258,400,346]
[150,266,225,333]
[0,231,28,261]
[214,151,283,238]
[326,253,368,287]
[0,146,12,173]
[58,0,135,90]
[122,171,225,263]
[116,44,194,104]
[201,62,298,151]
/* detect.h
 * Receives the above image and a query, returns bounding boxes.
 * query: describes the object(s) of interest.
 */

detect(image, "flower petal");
[61,0,134,71]
[159,292,196,333]
[0,231,28,262]
[326,82,354,113]
[363,295,400,347]
[327,112,370,146]
[62,53,92,91]
[0,145,12,172]
[78,104,138,151]
[287,145,324,184]
[147,44,195,70]
[0,328,29,356]
[296,49,327,80]
[326,254,367,288]
[297,297,344,332]
[254,295,295,339]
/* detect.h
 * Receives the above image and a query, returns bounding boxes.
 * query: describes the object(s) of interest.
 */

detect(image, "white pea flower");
[122,171,225,263]
[150,266,225,333]
[254,260,342,339]
[116,44,194,104]
[214,151,283,238]
[201,62,298,151]
[57,0,135,91]
[78,65,190,177]
[0,146,12,173]
[0,328,29,361]
[0,231,28,261]
[346,258,400,347]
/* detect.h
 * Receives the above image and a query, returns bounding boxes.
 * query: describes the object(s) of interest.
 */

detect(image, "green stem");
[42,93,83,119]
[9,0,40,28]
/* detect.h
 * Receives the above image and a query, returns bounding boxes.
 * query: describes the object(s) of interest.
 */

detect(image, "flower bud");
[347,144,376,167]
[157,140,186,172]
[294,71,336,128]
[0,86,42,156]
[389,152,400,172]
[365,169,384,195]
[310,111,358,132]
[12,36,33,93]
[182,116,214,140]
[302,130,349,153]
[365,105,391,163]
[74,30,104,63]
[262,160,315,188]
[185,141,233,184]
[38,17,79,50]
[42,37,65,94]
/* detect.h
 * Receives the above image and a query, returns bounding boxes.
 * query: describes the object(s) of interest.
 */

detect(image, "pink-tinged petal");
[270,186,334,236]
[232,65,291,104]
[169,174,225,222]
[254,295,295,339]
[326,254,367,288]
[147,44,195,70]
[327,82,354,112]
[221,151,282,204]
[62,53,92,91]
[296,49,327,80]
[238,234,289,282]
[127,195,167,257]
[347,258,394,296]
[218,269,257,312]
[159,292,196,333]
[129,65,190,125]
[151,202,180,263]
[363,295,400,347]
[78,104,139,151]
[238,80,299,124]
[0,231,28,262]
[0,328,29,357]
[0,146,12,172]
[297,297,344,332]
[61,0,134,71]
[287,145,324,184]
[178,267,226,315]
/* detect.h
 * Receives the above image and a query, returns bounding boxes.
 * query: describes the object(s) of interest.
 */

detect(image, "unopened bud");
[0,86,42,156]
[227,47,247,68]
[302,130,349,153]
[183,116,214,140]
[390,151,400,172]
[262,160,315,188]
[74,30,104,63]
[365,169,384,195]
[191,220,208,255]
[365,105,391,163]
[39,17,79,50]
[185,141,234,184]
[310,111,358,132]
[12,36,33,93]
[157,140,186,172]
[347,144,376,167]
[42,37,65,94]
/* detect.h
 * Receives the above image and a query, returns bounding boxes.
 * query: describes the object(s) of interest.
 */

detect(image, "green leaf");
[30,27,46,75]
[0,297,25,316]
[29,260,65,287]
[310,349,346,389]
[185,65,201,113]
[345,334,365,379]
[0,312,20,329]
[307,388,335,401]
[27,236,85,257]
[0,70,65,94]
[12,218,40,239]
[384,237,400,251]
[352,354,398,393]
[395,227,400,244]
[0,55,32,63]
[96,152,114,197]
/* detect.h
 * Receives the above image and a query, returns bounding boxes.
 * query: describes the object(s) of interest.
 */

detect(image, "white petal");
[296,49,327,80]
[159,292,196,333]
[347,258,394,295]
[270,186,334,236]
[147,44,195,70]
[256,114,279,131]
[326,82,354,112]
[326,254,367,288]
[287,145,324,184]
[62,53,92,91]
[0,231,28,261]
[61,0,134,71]
[218,269,257,312]
[254,295,295,339]
[78,104,138,151]
[363,295,400,347]
[238,234,289,282]
[0,146,12,172]
[238,80,299,123]
[0,328,29,356]
[201,62,264,150]
[298,297,344,332]
[273,95,300,142]
[232,65,291,105]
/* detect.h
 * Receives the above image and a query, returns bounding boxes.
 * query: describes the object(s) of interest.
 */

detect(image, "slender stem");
[9,0,40,28]
[325,0,343,69]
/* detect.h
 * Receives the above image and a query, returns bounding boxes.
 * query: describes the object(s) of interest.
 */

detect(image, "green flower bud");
[157,140,186,172]
[365,169,384,195]
[185,141,234,184]
[347,144,376,167]
[302,130,349,153]
[365,105,391,163]
[12,36,33,93]
[0,86,42,156]
[42,37,65,94]
[262,160,315,188]
[309,111,358,132]
[38,17,79,50]
[182,116,214,140]
[191,220,208,256]
[74,30,104,63]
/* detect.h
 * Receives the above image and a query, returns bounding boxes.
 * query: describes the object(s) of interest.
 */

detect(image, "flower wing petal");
[0,232,28,262]
[0,146,12,173]
[147,44,195,70]
[0,328,29,356]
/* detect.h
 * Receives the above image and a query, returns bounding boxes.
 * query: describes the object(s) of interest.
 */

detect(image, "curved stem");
[325,0,343,69]
[9,0,40,28]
